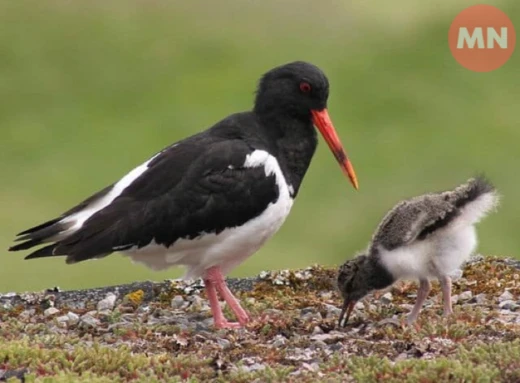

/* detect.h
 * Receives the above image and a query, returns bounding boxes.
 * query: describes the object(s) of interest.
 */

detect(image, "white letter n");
[487,27,508,48]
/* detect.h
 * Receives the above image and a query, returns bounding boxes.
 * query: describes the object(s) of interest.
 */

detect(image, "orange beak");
[311,109,359,190]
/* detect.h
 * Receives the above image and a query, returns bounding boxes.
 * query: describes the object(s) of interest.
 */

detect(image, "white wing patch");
[60,152,162,233]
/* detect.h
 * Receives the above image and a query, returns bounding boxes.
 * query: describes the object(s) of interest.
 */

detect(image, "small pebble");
[264,308,283,316]
[55,315,70,326]
[80,314,100,328]
[302,362,320,372]
[19,309,35,320]
[499,300,519,311]
[475,293,488,305]
[499,290,514,302]
[247,363,266,372]
[44,307,60,317]
[97,293,117,311]
[171,295,186,309]
[324,304,342,318]
[381,292,393,304]
[301,311,322,322]
[459,291,473,301]
[300,307,315,316]
[217,338,231,349]
[67,312,80,325]
[271,335,287,348]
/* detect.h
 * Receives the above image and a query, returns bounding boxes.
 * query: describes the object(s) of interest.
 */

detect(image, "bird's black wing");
[370,195,457,251]
[11,136,280,263]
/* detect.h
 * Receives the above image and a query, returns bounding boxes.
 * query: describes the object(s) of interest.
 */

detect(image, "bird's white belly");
[380,224,477,280]
[122,149,295,280]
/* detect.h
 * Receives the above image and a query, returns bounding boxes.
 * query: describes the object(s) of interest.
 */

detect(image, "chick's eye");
[299,82,311,93]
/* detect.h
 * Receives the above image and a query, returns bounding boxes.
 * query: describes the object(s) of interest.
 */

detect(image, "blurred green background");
[1,0,518,292]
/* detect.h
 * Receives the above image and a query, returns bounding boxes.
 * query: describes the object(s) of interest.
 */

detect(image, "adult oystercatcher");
[9,61,359,329]
[337,176,499,326]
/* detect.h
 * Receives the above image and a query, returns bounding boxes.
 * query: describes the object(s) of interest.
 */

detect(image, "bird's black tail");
[8,217,71,259]
[447,175,500,224]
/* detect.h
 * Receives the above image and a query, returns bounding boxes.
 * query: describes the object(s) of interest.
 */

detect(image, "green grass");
[1,338,519,382]
[1,0,519,292]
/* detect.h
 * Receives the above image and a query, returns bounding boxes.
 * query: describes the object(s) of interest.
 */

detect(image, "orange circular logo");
[449,4,515,72]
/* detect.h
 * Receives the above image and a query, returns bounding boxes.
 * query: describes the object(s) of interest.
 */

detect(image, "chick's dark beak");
[338,299,357,327]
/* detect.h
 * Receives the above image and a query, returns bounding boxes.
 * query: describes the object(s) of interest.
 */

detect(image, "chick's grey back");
[369,176,498,253]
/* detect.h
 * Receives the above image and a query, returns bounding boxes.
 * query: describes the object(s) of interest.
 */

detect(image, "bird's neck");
[365,253,396,291]
[258,113,318,197]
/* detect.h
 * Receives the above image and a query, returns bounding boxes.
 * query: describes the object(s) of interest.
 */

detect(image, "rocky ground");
[1,255,520,382]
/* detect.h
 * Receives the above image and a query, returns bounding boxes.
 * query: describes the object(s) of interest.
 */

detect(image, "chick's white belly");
[380,225,477,280]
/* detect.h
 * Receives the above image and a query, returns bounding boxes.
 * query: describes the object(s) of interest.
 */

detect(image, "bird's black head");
[253,61,359,190]
[254,61,330,118]
[337,253,374,327]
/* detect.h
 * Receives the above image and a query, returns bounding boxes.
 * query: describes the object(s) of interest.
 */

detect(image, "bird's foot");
[214,319,244,329]
[231,306,250,325]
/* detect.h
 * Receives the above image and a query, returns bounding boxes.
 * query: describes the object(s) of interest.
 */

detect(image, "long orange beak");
[311,109,359,190]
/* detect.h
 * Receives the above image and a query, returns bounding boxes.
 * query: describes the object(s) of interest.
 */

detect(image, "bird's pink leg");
[205,266,250,327]
[202,278,237,329]
[407,279,431,324]
[439,276,453,316]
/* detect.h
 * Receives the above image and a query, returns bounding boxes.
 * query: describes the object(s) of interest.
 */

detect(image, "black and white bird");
[9,61,359,329]
[337,176,499,326]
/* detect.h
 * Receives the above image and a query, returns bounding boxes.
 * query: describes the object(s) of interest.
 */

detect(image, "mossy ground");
[1,256,520,382]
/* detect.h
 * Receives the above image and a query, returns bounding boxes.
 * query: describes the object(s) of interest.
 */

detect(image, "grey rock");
[217,338,232,349]
[80,314,100,328]
[18,309,35,320]
[302,362,320,372]
[378,317,401,327]
[97,293,117,311]
[459,291,473,301]
[312,326,324,335]
[56,315,70,326]
[171,295,186,310]
[381,292,393,304]
[499,290,515,302]
[301,311,322,322]
[324,304,342,318]
[499,300,519,311]
[475,293,488,305]
[328,343,343,352]
[247,363,266,372]
[44,307,60,317]
[300,307,316,316]
[272,335,287,348]
[311,340,328,349]
[310,332,348,344]
[67,312,80,325]
[264,308,283,316]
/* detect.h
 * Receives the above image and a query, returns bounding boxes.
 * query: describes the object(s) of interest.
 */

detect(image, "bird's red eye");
[299,82,311,93]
